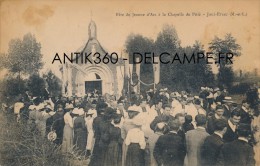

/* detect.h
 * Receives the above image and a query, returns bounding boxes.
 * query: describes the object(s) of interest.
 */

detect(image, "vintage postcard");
[0,0,259,165]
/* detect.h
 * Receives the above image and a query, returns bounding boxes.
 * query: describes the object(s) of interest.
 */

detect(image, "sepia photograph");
[0,0,259,165]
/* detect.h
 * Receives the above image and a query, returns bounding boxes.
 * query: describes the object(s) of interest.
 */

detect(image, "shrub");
[0,112,69,166]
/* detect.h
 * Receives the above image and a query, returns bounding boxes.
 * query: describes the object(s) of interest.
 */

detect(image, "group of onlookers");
[2,85,259,166]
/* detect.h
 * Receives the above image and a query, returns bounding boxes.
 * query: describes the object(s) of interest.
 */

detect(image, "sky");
[0,0,260,78]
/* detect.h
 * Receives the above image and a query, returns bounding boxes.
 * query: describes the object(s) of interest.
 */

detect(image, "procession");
[1,85,259,166]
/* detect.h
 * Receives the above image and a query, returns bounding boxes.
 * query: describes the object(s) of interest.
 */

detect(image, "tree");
[155,24,181,54]
[217,66,234,89]
[2,33,43,92]
[125,34,155,92]
[209,33,241,88]
[0,76,26,104]
[154,24,181,88]
[209,33,241,66]
[26,74,46,97]
[169,43,214,92]
[43,71,62,97]
[4,33,43,75]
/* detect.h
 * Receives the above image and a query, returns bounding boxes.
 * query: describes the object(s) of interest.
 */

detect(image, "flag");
[135,57,141,93]
[153,56,160,84]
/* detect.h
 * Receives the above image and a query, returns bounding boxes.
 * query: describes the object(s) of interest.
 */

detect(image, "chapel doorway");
[84,72,102,95]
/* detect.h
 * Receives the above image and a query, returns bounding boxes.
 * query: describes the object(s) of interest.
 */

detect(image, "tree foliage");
[209,33,241,88]
[218,66,234,89]
[209,33,241,67]
[124,25,215,92]
[3,33,43,76]
[27,74,46,97]
[43,71,62,97]
[125,34,155,92]
[0,76,26,104]
[163,43,214,92]
[155,24,181,89]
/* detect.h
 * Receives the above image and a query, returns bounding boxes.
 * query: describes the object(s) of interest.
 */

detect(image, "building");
[61,20,125,97]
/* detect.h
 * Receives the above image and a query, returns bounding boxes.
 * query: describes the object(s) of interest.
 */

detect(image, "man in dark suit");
[222,97,234,119]
[216,123,255,166]
[223,108,241,142]
[154,119,186,166]
[175,113,186,142]
[240,100,253,124]
[201,119,227,166]
[207,105,227,134]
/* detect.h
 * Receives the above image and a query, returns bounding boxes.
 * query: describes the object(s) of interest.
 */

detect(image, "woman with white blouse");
[125,113,146,166]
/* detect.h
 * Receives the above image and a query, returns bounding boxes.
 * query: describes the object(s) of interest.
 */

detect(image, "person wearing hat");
[85,101,97,157]
[120,106,141,165]
[217,123,255,166]
[72,106,87,156]
[186,114,209,166]
[222,96,234,119]
[240,100,253,125]
[154,119,186,166]
[223,108,241,142]
[35,102,52,138]
[89,107,116,166]
[51,104,65,145]
[125,112,146,166]
[103,113,123,166]
[45,105,57,136]
[61,103,74,153]
[161,91,169,106]
[89,102,109,166]
[205,92,214,111]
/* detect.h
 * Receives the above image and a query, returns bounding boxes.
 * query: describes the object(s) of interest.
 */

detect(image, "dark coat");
[182,122,194,133]
[150,114,174,134]
[222,104,231,119]
[240,108,252,125]
[154,132,186,166]
[103,124,123,166]
[200,133,224,166]
[207,115,227,135]
[51,112,65,145]
[89,116,111,166]
[223,122,238,143]
[73,116,87,154]
[216,139,255,166]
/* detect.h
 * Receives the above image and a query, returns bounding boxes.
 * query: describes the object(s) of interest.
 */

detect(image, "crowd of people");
[2,86,260,166]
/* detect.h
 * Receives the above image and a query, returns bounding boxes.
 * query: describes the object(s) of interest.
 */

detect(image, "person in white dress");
[85,101,97,156]
[62,104,74,153]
